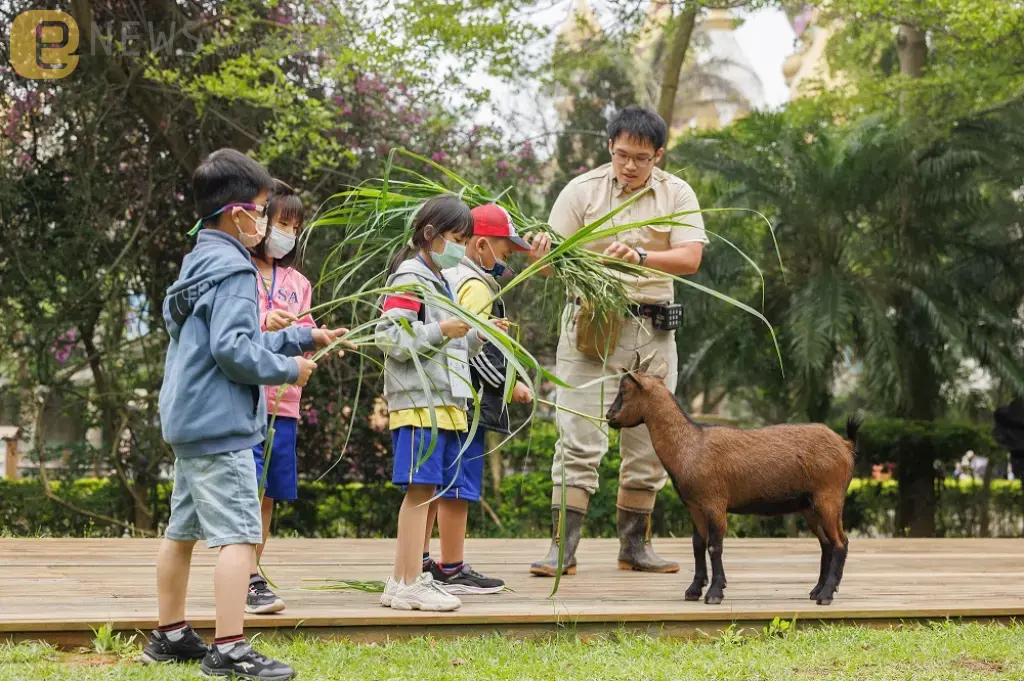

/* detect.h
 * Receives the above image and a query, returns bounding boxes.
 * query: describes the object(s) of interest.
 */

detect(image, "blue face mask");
[485,260,508,278]
[482,241,512,278]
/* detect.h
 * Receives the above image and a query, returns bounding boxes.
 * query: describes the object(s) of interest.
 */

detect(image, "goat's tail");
[846,411,863,458]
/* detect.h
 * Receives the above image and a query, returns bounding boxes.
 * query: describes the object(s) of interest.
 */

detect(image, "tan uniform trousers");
[551,304,678,514]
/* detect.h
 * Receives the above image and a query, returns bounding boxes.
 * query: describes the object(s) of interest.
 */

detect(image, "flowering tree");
[0,0,544,530]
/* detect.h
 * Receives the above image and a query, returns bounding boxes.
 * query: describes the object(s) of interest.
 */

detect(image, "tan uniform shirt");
[548,163,708,304]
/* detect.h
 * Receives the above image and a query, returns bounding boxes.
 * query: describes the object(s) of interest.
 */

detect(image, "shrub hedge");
[3,418,1016,539]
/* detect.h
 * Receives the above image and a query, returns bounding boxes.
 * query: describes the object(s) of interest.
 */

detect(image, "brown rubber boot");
[529,508,584,577]
[616,508,680,573]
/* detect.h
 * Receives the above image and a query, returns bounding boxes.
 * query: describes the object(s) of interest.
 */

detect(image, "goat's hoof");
[704,593,724,605]
[684,590,702,602]
[816,596,833,606]
[809,588,822,600]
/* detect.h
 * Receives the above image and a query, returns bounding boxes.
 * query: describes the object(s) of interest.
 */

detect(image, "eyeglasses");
[612,150,655,167]
[188,203,266,235]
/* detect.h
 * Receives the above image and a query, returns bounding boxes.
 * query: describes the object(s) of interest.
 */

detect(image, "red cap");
[471,204,530,251]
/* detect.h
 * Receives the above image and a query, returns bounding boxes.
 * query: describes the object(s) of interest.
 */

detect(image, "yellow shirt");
[388,406,468,431]
[457,277,493,317]
[388,278,491,431]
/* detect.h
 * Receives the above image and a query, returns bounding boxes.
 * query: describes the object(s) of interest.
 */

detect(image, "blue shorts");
[252,416,298,501]
[165,450,264,548]
[391,427,484,502]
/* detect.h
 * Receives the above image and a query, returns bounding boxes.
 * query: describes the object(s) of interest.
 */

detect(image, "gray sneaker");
[246,576,285,615]
[200,641,295,680]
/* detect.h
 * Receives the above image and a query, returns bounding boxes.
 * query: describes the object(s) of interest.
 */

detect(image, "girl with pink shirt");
[246,180,314,614]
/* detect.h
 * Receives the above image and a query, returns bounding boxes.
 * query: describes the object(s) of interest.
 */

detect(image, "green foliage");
[762,616,797,639]
[0,641,57,665]
[4,419,1020,539]
[844,418,1001,470]
[6,622,1024,680]
[672,106,1024,424]
[544,39,636,209]
[706,623,749,647]
[813,0,1024,126]
[0,0,549,533]
[89,623,138,657]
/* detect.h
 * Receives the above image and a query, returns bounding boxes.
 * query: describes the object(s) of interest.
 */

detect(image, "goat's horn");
[630,351,642,372]
[638,351,657,373]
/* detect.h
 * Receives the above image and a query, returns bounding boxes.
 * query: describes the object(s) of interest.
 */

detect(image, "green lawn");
[2,621,1022,680]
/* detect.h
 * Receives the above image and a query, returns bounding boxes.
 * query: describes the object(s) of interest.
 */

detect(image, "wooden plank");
[2,538,1024,646]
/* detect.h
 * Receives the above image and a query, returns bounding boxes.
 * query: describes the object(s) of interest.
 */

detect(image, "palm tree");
[671,107,1024,535]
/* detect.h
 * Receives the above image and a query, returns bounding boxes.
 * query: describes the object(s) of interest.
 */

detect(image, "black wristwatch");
[634,246,648,266]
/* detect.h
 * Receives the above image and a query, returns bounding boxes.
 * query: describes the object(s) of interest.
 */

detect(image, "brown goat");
[605,352,858,606]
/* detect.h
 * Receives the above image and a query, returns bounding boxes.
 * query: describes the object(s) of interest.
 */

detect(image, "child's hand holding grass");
[295,357,317,387]
[266,310,298,331]
[312,326,356,357]
[511,381,533,404]
[440,319,471,339]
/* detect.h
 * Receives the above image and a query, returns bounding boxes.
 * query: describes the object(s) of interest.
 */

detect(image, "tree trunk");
[805,373,833,423]
[656,1,699,143]
[897,457,937,537]
[5,439,19,480]
[896,23,927,78]
[133,463,155,532]
[978,460,993,538]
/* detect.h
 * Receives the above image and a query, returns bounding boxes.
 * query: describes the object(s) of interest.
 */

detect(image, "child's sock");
[158,621,188,642]
[440,561,464,575]
[422,552,432,569]
[214,634,246,653]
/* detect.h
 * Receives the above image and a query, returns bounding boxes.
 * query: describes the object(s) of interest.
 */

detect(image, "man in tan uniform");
[531,106,707,576]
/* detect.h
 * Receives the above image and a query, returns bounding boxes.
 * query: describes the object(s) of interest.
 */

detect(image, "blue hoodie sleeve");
[208,273,300,385]
[262,326,315,357]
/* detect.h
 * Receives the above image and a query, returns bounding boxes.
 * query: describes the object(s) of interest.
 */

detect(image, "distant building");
[782,5,842,99]
[557,1,766,132]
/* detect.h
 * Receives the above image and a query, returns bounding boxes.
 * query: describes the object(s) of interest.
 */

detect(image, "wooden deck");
[3,538,1024,645]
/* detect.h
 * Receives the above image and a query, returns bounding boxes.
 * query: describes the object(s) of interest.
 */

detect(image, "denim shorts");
[165,449,263,548]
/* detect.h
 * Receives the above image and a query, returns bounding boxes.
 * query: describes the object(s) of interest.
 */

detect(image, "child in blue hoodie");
[142,149,348,681]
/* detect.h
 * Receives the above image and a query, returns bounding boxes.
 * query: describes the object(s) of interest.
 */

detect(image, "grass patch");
[1,621,1022,680]
[0,640,57,664]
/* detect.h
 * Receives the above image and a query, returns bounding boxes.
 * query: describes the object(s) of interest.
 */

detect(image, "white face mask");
[236,209,268,249]
[265,227,296,260]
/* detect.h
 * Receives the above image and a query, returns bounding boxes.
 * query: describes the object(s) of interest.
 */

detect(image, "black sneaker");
[429,561,505,595]
[140,625,209,664]
[246,576,286,615]
[200,641,296,680]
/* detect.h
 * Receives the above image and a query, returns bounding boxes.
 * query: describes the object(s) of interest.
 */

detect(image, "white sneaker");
[390,572,461,611]
[380,576,401,607]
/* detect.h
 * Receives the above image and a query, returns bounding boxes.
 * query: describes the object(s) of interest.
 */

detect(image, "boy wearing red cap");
[425,203,550,594]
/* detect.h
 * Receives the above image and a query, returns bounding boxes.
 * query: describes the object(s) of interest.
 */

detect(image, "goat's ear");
[638,351,657,373]
[649,360,669,381]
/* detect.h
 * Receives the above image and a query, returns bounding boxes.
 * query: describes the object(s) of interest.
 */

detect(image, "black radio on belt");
[634,303,683,331]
